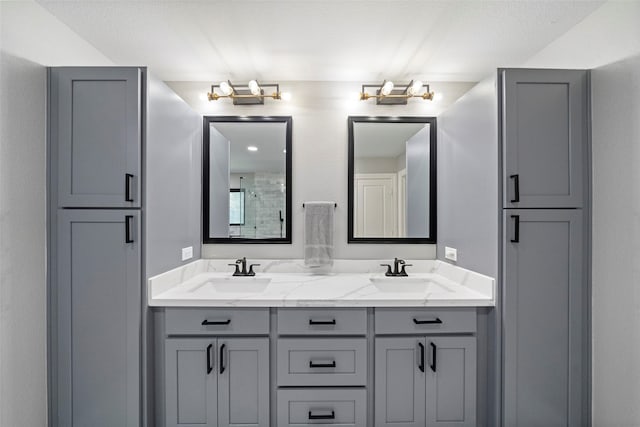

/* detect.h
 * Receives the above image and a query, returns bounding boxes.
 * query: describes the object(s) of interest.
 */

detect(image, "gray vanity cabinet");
[50,67,142,208]
[375,336,476,427]
[375,337,426,427]
[55,209,141,427]
[501,69,587,209]
[165,337,269,427]
[165,339,217,427]
[502,209,584,426]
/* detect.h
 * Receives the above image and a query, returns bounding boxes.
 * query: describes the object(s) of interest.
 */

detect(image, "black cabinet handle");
[510,215,520,243]
[418,342,425,373]
[201,319,231,326]
[429,342,437,372]
[219,343,226,374]
[510,174,519,203]
[309,360,336,368]
[125,215,134,243]
[125,173,134,202]
[308,411,335,420]
[309,319,336,325]
[206,344,213,374]
[413,318,442,325]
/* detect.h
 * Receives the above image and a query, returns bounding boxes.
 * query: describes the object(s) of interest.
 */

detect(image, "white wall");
[168,80,475,260]
[0,50,47,427]
[520,2,640,424]
[0,2,113,425]
[591,55,640,426]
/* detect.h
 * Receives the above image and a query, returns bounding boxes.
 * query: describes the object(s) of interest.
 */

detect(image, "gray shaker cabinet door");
[502,69,587,208]
[56,210,140,427]
[217,338,270,427]
[165,338,217,427]
[503,209,584,427]
[52,67,141,207]
[375,337,426,427]
[425,337,476,427]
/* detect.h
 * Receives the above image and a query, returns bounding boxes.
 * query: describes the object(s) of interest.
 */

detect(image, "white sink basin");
[369,277,452,293]
[190,277,271,294]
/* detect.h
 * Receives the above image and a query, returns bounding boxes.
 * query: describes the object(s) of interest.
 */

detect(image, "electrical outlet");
[444,246,458,262]
[181,246,193,261]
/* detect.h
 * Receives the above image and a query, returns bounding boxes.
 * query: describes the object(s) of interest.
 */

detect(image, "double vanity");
[150,259,494,426]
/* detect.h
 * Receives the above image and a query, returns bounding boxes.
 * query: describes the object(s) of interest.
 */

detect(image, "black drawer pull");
[201,319,231,326]
[308,410,335,420]
[418,342,425,373]
[125,215,134,243]
[308,319,336,325]
[413,318,442,325]
[309,360,336,368]
[219,343,226,374]
[430,342,437,372]
[510,215,520,243]
[510,174,519,203]
[125,173,134,202]
[206,344,213,374]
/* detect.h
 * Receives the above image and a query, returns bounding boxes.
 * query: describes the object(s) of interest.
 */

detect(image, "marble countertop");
[148,259,495,308]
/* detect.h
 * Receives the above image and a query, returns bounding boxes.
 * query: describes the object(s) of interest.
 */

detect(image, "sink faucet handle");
[248,264,260,276]
[228,263,241,276]
[380,264,393,276]
[400,264,412,276]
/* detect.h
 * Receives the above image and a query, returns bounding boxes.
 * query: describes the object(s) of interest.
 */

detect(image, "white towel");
[304,201,335,267]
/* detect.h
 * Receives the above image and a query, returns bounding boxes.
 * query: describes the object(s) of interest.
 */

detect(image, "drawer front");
[277,338,367,386]
[374,308,476,334]
[277,308,367,336]
[277,389,366,427]
[165,308,270,335]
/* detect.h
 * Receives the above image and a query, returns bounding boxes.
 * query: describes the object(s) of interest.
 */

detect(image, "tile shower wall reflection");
[230,172,287,238]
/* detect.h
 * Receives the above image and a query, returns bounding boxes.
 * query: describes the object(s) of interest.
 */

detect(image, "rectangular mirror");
[348,116,436,243]
[203,116,292,243]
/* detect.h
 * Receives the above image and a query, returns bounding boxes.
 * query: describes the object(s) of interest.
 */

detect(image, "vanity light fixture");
[207,80,290,105]
[359,80,435,105]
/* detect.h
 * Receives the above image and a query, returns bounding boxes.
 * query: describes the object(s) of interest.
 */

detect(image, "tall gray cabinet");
[49,67,143,426]
[500,69,589,426]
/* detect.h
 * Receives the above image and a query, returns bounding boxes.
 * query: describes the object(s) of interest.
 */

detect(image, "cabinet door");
[56,210,140,427]
[165,338,217,427]
[503,209,584,426]
[375,337,426,427]
[501,69,587,208]
[217,338,269,427]
[425,337,476,427]
[51,67,141,207]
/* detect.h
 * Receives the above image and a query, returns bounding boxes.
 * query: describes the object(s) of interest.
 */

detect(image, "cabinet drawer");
[277,338,367,386]
[165,308,269,335]
[277,308,367,335]
[375,308,476,334]
[277,389,366,427]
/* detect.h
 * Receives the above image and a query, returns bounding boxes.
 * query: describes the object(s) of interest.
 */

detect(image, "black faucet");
[380,258,413,277]
[228,257,260,276]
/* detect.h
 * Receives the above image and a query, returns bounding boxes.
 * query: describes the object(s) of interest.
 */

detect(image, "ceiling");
[354,122,427,158]
[212,122,286,173]
[35,0,605,83]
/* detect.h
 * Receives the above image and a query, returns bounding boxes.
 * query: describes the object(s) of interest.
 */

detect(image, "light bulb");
[408,80,423,96]
[433,92,443,102]
[219,81,233,96]
[248,80,261,96]
[280,91,292,101]
[247,146,258,152]
[381,81,394,96]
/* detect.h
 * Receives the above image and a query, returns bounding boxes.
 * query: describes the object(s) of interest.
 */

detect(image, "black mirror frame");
[347,116,437,244]
[203,115,292,244]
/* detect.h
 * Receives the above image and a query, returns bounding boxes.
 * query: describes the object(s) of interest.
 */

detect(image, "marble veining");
[148,259,495,308]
